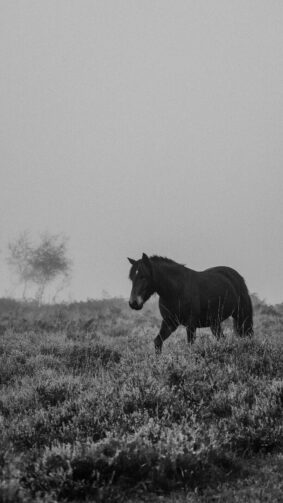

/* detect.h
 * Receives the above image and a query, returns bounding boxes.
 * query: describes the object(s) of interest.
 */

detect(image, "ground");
[0,295,283,502]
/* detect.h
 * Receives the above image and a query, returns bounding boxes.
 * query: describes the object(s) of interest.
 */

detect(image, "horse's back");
[201,266,247,291]
[203,265,243,278]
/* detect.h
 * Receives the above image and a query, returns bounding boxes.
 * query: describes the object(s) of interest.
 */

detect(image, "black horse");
[128,253,253,354]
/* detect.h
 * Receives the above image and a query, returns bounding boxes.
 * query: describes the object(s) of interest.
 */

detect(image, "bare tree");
[7,231,33,298]
[7,232,72,302]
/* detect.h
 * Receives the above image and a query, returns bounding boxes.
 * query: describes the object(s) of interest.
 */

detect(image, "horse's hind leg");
[233,316,253,337]
[186,326,196,345]
[154,320,176,355]
[210,322,224,339]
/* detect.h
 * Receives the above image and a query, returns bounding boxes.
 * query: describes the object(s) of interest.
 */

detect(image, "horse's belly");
[196,317,227,328]
[196,299,234,327]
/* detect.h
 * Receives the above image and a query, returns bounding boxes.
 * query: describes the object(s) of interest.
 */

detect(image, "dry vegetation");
[0,295,283,502]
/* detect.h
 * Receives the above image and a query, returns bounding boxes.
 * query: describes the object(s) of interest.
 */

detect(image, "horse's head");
[128,253,155,310]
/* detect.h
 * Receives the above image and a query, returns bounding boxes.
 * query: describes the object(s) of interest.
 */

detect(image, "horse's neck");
[153,263,179,298]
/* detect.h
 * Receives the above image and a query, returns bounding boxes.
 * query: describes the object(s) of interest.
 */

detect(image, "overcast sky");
[1,1,283,303]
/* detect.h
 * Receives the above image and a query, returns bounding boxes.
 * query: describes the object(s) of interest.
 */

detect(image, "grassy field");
[0,296,283,502]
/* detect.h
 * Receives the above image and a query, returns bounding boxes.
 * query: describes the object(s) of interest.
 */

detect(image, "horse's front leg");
[154,320,175,355]
[186,326,196,344]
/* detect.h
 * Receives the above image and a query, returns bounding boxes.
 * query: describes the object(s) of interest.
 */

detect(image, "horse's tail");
[229,270,253,336]
[236,288,254,336]
[216,267,254,336]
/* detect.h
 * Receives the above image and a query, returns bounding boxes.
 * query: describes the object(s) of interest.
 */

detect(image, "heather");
[0,295,283,502]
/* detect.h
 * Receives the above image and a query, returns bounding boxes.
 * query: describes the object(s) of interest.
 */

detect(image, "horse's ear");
[128,257,136,265]
[142,253,152,271]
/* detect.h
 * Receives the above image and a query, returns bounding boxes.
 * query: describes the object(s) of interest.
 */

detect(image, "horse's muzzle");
[129,300,143,310]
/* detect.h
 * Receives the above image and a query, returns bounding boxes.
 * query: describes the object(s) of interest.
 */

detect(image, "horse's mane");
[150,256,186,268]
[129,255,185,280]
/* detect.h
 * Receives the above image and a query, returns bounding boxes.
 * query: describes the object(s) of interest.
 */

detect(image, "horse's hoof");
[155,345,162,356]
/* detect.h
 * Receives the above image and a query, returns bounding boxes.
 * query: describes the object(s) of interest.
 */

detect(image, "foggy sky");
[1,1,283,303]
